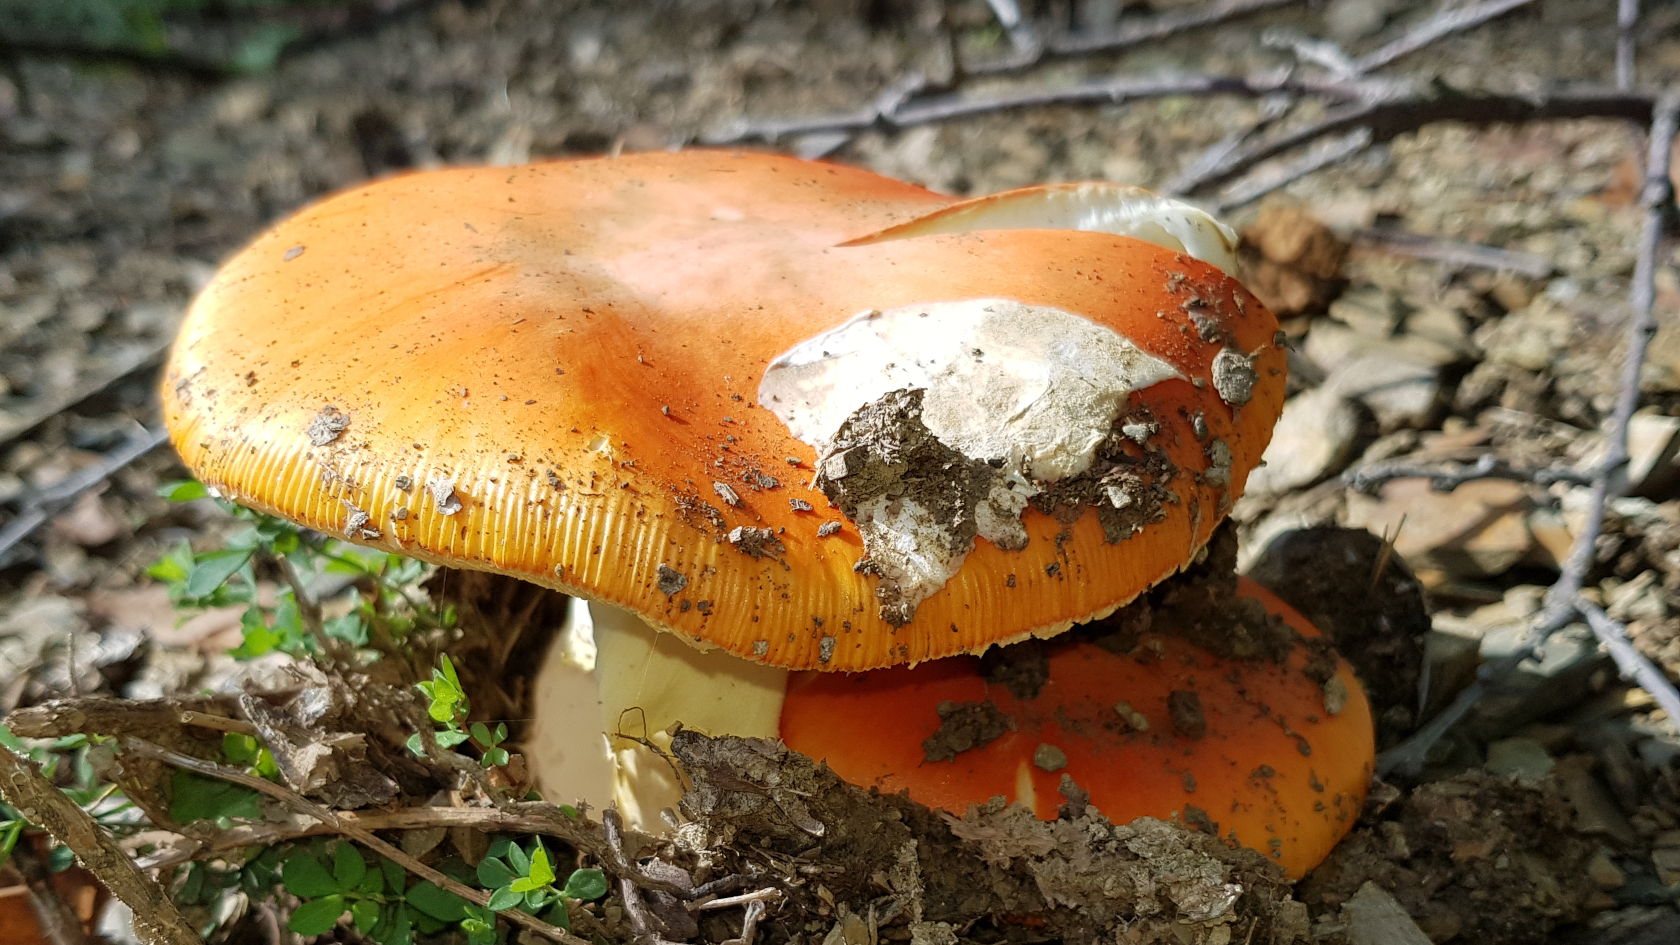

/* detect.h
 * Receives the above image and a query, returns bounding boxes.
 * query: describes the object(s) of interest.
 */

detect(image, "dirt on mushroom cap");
[161,151,1284,672]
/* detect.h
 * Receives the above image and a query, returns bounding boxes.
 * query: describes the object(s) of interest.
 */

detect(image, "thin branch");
[1352,0,1539,75]
[973,0,1302,75]
[122,738,589,945]
[0,425,170,562]
[133,800,650,872]
[1618,0,1639,91]
[10,842,89,945]
[1215,125,1373,211]
[1575,597,1680,725]
[1172,84,1654,195]
[1379,90,1679,778]
[721,898,767,945]
[1343,452,1592,495]
[602,806,692,898]
[0,746,200,945]
[1350,227,1555,277]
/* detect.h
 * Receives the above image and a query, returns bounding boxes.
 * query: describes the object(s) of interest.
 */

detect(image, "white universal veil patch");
[759,298,1182,623]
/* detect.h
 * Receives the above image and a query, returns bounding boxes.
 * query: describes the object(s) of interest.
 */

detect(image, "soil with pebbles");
[3,1,1680,942]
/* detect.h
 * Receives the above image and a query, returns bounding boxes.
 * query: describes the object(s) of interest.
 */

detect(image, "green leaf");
[357,863,386,897]
[186,549,253,598]
[0,820,24,874]
[169,770,262,824]
[542,900,571,929]
[505,842,530,876]
[375,903,413,945]
[436,729,470,748]
[561,868,609,902]
[180,862,205,902]
[222,733,260,766]
[158,480,210,502]
[281,854,343,899]
[324,613,368,646]
[439,655,462,694]
[469,722,491,746]
[146,541,195,583]
[269,529,300,556]
[476,857,517,889]
[486,885,522,912]
[527,842,555,886]
[381,856,407,894]
[494,722,508,744]
[352,899,381,934]
[333,843,367,891]
[482,747,509,768]
[525,887,553,910]
[288,894,347,936]
[403,880,468,923]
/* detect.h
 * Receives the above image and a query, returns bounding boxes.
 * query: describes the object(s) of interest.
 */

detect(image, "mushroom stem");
[590,602,788,830]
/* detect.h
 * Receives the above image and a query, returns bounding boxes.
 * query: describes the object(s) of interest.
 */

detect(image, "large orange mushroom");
[161,152,1358,865]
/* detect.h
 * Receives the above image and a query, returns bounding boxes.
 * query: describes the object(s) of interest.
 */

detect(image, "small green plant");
[477,838,607,932]
[149,480,455,663]
[410,655,511,769]
[280,841,415,941]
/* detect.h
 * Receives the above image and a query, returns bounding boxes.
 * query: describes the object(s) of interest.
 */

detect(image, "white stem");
[589,601,788,831]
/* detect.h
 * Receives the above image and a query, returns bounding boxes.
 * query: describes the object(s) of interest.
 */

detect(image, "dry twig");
[0,425,170,563]
[122,738,590,945]
[1379,91,1680,778]
[1350,0,1538,75]
[0,745,200,945]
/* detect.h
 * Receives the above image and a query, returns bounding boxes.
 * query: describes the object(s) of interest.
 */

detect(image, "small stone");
[1652,847,1680,886]
[1327,354,1441,432]
[712,481,741,507]
[1344,478,1535,578]
[1586,850,1626,889]
[656,564,688,595]
[1339,881,1432,945]
[1485,737,1555,784]
[1032,743,1067,772]
[789,498,814,512]
[1245,385,1360,496]
[1322,676,1349,716]
[817,521,842,537]
[427,476,463,515]
[1167,690,1206,740]
[1114,701,1150,732]
[306,404,349,446]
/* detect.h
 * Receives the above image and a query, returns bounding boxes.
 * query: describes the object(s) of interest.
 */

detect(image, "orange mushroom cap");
[780,576,1374,877]
[162,151,1284,672]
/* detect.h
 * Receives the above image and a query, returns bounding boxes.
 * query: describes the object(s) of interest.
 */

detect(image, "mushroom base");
[528,601,790,828]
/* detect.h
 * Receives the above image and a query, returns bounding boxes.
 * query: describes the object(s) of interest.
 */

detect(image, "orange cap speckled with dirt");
[161,150,1285,672]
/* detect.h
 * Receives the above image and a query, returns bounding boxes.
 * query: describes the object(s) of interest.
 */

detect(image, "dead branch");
[1343,453,1591,494]
[1575,597,1680,724]
[133,800,653,872]
[0,425,170,563]
[0,746,200,945]
[969,0,1303,77]
[1215,126,1373,210]
[1171,84,1654,196]
[1378,90,1680,778]
[9,843,89,945]
[1351,0,1539,75]
[1350,228,1554,277]
[122,737,589,945]
[1618,0,1640,91]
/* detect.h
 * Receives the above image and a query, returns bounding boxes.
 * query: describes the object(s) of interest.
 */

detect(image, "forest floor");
[3,0,1680,942]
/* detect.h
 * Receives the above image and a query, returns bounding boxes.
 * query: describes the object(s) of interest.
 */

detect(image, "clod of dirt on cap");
[780,576,1373,878]
[159,151,1284,831]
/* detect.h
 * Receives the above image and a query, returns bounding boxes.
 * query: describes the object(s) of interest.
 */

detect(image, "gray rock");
[1485,737,1555,784]
[1328,354,1441,431]
[1245,385,1361,496]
